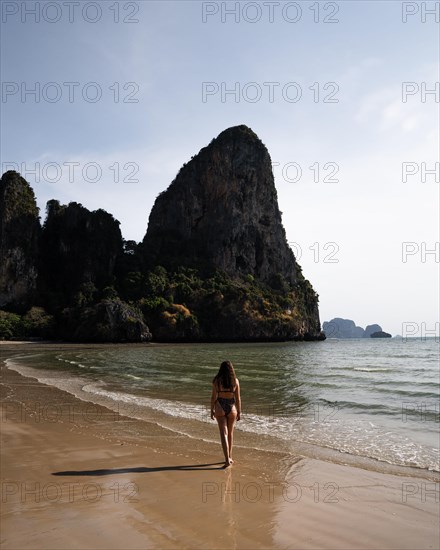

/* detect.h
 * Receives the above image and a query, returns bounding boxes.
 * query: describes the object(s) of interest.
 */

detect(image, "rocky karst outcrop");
[141,125,323,340]
[323,318,390,338]
[370,331,391,338]
[364,324,382,338]
[39,200,123,309]
[60,298,152,343]
[1,125,325,342]
[0,171,40,311]
[142,126,300,286]
[323,318,365,338]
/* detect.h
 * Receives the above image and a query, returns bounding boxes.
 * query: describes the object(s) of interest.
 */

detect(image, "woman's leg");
[226,410,237,463]
[216,415,229,464]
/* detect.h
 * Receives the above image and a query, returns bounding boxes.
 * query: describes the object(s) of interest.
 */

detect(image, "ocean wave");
[353,367,392,372]
[81,384,439,472]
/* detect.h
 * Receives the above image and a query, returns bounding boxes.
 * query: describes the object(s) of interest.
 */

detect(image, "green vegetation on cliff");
[116,265,321,342]
[0,307,54,340]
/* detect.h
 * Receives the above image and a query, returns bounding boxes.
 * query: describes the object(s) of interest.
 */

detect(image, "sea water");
[4,338,439,473]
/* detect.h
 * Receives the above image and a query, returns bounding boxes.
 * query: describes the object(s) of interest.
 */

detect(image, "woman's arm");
[210,383,217,420]
[235,379,241,421]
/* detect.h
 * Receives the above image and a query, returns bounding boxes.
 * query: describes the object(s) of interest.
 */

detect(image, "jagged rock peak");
[212,124,264,146]
[142,125,300,288]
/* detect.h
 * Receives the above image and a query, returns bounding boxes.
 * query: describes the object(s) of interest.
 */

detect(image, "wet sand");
[1,344,439,549]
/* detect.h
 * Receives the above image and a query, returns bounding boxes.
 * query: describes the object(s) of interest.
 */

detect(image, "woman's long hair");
[213,360,236,391]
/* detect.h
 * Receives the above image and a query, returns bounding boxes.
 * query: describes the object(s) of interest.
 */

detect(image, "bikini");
[216,383,236,416]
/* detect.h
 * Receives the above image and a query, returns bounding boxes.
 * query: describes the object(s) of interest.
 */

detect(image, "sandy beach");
[1,344,439,549]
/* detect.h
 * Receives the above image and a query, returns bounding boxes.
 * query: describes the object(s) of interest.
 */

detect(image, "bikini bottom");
[217,397,235,416]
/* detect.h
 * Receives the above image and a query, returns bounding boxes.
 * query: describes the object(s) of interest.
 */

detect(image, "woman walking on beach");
[211,360,241,467]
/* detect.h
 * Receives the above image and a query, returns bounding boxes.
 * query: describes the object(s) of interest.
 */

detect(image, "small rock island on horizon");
[0,125,325,343]
[323,318,392,338]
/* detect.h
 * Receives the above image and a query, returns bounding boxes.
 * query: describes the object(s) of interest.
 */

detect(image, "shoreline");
[1,345,439,549]
[2,342,438,480]
[0,326,327,346]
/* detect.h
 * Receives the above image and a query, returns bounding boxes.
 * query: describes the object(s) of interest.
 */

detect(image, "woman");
[210,360,241,467]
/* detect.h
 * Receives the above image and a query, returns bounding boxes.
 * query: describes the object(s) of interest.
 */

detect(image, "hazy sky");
[1,1,439,336]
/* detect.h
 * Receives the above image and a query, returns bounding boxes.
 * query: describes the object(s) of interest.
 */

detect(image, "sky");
[1,0,439,337]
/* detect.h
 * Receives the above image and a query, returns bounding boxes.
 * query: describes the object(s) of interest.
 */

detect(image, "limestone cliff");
[0,126,325,342]
[143,126,299,285]
[39,200,124,309]
[0,171,40,311]
[141,125,323,340]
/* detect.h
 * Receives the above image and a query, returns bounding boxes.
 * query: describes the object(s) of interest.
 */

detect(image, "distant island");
[370,331,392,338]
[323,318,392,338]
[0,125,325,343]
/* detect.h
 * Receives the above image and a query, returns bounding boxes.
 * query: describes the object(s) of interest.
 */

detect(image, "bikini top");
[216,382,236,395]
